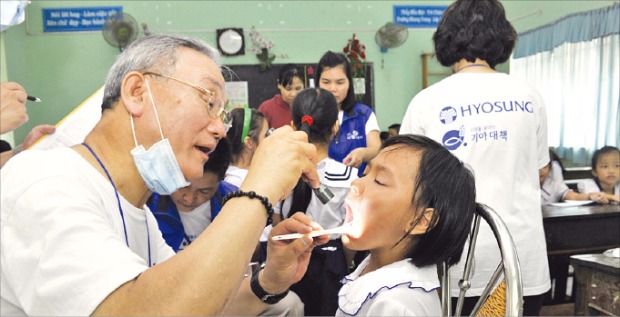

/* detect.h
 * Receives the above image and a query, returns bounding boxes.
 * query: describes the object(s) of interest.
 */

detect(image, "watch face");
[217,28,244,56]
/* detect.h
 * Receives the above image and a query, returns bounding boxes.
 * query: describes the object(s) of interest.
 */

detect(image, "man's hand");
[242,126,320,203]
[23,124,56,149]
[260,212,329,294]
[1,82,29,133]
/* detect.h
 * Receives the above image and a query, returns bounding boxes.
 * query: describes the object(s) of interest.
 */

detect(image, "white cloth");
[1,147,175,316]
[336,256,441,316]
[0,0,29,31]
[178,202,212,250]
[275,158,357,238]
[338,110,381,135]
[577,178,620,195]
[541,175,571,205]
[224,165,248,187]
[549,161,564,183]
[400,72,551,297]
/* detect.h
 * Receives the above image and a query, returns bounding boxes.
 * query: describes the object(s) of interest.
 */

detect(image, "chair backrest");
[439,206,523,317]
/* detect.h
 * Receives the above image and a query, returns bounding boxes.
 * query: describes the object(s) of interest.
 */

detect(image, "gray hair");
[101,34,222,110]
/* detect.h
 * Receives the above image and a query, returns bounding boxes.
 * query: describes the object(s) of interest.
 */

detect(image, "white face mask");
[130,78,190,195]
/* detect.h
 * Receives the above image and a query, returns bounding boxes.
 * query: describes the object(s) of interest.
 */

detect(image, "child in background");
[258,64,305,129]
[147,138,236,252]
[337,134,478,316]
[224,107,269,187]
[276,88,358,316]
[539,151,607,205]
[578,146,620,203]
[388,123,401,138]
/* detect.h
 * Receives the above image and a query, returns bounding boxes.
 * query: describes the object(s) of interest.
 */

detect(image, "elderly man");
[1,35,326,316]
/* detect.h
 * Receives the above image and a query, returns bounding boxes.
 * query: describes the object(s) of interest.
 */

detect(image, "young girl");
[316,51,381,177]
[224,107,269,187]
[578,146,620,203]
[540,151,607,205]
[276,87,358,316]
[337,134,479,316]
[258,63,305,129]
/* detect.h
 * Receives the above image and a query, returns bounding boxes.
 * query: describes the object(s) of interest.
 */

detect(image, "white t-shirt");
[1,148,175,316]
[337,256,441,316]
[178,202,212,250]
[224,165,248,187]
[275,158,357,238]
[401,72,551,297]
[578,178,620,195]
[338,110,381,135]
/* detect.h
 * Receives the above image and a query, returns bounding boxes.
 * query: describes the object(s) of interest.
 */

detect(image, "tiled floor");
[540,303,574,316]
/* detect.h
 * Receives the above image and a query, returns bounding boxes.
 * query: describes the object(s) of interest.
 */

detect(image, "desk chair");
[439,206,524,317]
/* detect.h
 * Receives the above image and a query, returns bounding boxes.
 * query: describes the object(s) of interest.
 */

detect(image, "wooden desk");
[543,204,620,304]
[570,253,620,316]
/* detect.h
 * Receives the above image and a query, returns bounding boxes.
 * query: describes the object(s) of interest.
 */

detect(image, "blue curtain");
[513,3,620,59]
[511,3,620,165]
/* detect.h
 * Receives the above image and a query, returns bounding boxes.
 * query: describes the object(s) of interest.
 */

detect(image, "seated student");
[147,138,236,252]
[539,154,607,205]
[549,149,566,183]
[275,87,358,316]
[388,123,400,138]
[379,131,389,143]
[336,134,478,316]
[578,146,620,203]
[224,107,269,187]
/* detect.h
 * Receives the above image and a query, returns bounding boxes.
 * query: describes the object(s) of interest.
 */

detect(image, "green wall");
[1,0,615,143]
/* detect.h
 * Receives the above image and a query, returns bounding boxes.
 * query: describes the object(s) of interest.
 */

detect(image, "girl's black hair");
[315,51,357,114]
[591,146,620,170]
[282,88,340,218]
[433,0,517,69]
[292,88,338,145]
[278,63,303,87]
[383,134,477,267]
[226,107,265,162]
[549,149,565,172]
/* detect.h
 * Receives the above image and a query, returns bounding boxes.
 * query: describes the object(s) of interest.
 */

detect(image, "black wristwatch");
[250,266,289,304]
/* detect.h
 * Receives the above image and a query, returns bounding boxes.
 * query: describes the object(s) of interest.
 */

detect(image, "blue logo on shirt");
[346,130,364,140]
[442,126,467,151]
[440,106,457,124]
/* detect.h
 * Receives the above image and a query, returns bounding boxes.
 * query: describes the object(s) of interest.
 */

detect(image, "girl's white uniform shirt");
[275,158,357,237]
[337,256,441,316]
[1,148,175,316]
[401,72,551,297]
[578,179,620,195]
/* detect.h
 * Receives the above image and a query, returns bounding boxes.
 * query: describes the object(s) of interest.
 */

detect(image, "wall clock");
[217,28,244,56]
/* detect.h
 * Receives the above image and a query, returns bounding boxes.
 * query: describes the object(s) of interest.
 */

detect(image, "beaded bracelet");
[222,190,274,225]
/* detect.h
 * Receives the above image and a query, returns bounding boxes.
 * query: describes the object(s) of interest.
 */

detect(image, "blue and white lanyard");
[83,143,152,267]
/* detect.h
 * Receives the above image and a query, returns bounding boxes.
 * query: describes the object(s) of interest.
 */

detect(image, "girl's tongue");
[344,202,354,224]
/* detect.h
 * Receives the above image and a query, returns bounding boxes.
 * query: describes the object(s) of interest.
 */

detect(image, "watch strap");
[250,266,289,304]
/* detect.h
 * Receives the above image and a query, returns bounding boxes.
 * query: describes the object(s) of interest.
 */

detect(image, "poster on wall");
[225,81,249,109]
[393,5,447,28]
[42,6,122,32]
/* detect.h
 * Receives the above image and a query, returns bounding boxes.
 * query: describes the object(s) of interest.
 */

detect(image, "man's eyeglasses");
[144,72,232,132]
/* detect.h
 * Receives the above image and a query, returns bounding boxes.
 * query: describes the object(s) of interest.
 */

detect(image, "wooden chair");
[439,206,524,317]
